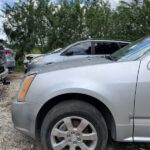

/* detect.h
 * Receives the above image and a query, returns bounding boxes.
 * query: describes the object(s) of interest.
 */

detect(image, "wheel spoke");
[53,140,68,150]
[78,142,90,150]
[63,117,74,130]
[70,144,76,150]
[51,128,67,138]
[77,119,89,132]
[82,133,97,141]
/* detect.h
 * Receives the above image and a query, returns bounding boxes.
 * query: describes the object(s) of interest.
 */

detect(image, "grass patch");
[14,63,24,72]
[31,48,41,54]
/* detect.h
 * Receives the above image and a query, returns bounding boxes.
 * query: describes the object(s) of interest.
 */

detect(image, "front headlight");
[32,56,43,63]
[18,75,35,102]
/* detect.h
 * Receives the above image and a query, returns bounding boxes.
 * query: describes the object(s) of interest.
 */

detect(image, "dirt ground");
[0,73,150,150]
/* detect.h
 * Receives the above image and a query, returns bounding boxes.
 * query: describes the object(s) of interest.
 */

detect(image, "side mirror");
[66,51,73,56]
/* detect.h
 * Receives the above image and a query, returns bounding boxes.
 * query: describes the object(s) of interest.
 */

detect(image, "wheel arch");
[36,93,116,140]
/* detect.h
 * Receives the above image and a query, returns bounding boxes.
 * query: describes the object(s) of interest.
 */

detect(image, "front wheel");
[41,100,108,150]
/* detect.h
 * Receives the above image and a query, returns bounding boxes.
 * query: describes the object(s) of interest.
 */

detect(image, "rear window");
[6,53,13,59]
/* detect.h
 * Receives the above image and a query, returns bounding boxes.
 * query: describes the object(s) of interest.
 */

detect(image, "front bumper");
[25,63,42,73]
[12,98,39,139]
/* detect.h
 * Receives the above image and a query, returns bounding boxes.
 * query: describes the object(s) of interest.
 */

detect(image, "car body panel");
[0,67,8,81]
[27,53,93,71]
[134,55,150,139]
[13,57,140,141]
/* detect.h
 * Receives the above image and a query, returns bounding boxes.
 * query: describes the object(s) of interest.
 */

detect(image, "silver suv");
[26,40,130,72]
[12,36,150,150]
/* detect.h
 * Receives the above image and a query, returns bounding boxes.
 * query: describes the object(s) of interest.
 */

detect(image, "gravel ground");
[0,74,42,150]
[0,73,150,150]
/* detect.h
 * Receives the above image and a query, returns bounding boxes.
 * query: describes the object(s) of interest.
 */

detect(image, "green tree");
[84,0,112,39]
[3,0,37,61]
[3,0,150,60]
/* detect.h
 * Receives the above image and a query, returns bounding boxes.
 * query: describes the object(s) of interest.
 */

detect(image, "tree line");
[3,0,150,59]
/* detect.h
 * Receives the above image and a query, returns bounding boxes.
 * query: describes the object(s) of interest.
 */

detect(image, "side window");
[108,43,120,54]
[94,42,105,55]
[65,42,91,55]
[94,42,119,55]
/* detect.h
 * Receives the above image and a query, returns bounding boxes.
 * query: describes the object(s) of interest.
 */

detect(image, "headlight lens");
[32,56,43,63]
[18,75,35,102]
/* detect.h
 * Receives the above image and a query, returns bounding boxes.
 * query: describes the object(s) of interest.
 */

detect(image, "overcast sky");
[0,0,131,40]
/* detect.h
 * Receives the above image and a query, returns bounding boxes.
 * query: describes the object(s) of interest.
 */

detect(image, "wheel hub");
[51,116,98,150]
[67,130,81,144]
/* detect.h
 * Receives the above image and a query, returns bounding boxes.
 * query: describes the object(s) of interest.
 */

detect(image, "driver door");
[134,56,150,141]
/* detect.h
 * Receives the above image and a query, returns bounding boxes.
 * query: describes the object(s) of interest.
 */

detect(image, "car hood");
[28,56,113,75]
[41,53,61,62]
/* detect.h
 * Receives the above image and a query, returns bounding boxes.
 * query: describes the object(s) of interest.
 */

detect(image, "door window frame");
[61,41,93,56]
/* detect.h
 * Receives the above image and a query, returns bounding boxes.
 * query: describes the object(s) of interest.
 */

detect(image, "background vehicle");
[26,40,130,72]
[12,36,150,150]
[4,48,16,70]
[0,45,8,82]
[23,48,62,71]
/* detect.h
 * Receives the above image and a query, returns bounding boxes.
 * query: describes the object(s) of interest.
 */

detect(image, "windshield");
[111,36,150,61]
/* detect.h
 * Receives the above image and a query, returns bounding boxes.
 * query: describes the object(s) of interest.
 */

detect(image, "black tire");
[41,100,108,150]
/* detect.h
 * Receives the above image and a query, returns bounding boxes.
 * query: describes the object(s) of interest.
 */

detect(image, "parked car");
[26,40,130,72]
[4,48,16,70]
[23,48,62,72]
[12,36,150,150]
[0,46,8,83]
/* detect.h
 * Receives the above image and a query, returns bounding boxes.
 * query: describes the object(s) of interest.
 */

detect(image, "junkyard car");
[4,48,16,70]
[0,46,8,82]
[12,36,150,150]
[26,40,130,72]
[23,48,62,72]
